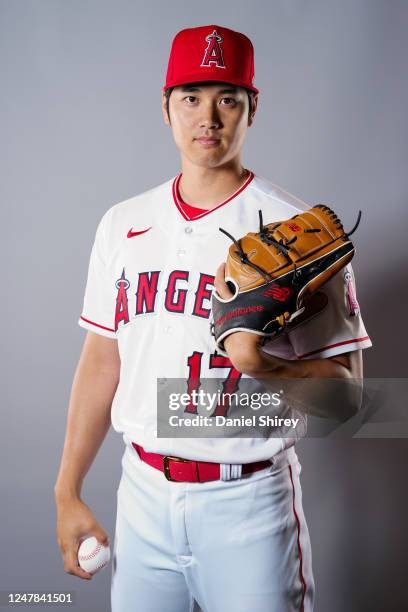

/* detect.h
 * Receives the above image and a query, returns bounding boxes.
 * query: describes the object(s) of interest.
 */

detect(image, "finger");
[63,547,93,580]
[93,528,110,548]
[214,263,234,300]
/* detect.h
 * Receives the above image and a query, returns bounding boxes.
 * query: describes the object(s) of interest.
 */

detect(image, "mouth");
[195,137,221,147]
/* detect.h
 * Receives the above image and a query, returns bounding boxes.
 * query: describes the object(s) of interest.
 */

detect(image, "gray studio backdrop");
[1,1,407,611]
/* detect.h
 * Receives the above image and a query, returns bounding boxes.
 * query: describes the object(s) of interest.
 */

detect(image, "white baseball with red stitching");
[78,536,110,575]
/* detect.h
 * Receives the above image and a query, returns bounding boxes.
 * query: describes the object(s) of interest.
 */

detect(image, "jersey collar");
[172,170,255,221]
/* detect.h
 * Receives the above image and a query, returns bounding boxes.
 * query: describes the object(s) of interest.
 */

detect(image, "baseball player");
[54,25,372,612]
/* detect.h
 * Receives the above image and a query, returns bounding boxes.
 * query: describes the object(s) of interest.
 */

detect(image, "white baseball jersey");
[78,171,372,463]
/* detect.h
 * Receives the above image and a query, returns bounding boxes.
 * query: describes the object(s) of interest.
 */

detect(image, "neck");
[178,158,250,210]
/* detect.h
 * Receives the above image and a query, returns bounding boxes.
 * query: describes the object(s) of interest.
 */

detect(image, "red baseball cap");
[164,25,259,94]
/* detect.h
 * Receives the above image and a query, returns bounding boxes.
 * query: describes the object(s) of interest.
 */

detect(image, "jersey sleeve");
[78,210,117,339]
[287,263,372,360]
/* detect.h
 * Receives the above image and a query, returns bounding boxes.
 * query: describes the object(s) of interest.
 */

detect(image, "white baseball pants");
[111,442,314,612]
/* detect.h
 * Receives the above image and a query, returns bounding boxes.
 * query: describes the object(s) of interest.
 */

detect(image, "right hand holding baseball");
[55,496,110,580]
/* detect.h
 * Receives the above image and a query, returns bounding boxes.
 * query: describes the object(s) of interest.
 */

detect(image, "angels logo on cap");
[164,25,259,94]
[200,30,226,69]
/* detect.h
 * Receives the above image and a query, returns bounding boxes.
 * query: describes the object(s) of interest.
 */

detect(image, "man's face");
[162,82,257,169]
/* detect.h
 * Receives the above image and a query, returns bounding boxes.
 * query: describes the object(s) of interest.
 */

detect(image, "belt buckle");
[163,455,190,481]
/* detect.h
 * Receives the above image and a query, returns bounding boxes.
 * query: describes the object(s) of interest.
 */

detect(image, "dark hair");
[164,85,257,122]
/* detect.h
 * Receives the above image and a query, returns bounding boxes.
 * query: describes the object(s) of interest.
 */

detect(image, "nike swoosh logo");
[127,227,152,238]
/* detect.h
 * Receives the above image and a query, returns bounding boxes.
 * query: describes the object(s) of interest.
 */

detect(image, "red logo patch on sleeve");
[344,270,360,316]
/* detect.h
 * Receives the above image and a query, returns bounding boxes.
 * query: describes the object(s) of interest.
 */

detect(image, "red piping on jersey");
[172,170,255,221]
[80,316,115,333]
[296,335,371,359]
[289,464,307,612]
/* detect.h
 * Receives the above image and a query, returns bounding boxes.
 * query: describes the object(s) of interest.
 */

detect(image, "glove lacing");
[218,207,362,284]
[218,225,273,281]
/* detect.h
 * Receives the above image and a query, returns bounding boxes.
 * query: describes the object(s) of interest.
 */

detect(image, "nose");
[199,101,222,130]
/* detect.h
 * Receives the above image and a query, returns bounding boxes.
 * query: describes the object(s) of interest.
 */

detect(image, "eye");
[183,95,197,104]
[220,97,237,106]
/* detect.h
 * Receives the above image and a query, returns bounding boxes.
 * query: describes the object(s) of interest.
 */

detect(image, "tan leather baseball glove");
[211,204,361,357]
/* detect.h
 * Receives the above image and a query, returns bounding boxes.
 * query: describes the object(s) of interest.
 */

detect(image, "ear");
[248,94,259,127]
[161,92,171,125]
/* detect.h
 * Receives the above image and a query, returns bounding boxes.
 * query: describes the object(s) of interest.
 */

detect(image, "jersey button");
[164,326,173,334]
[177,249,186,257]
[184,226,193,234]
